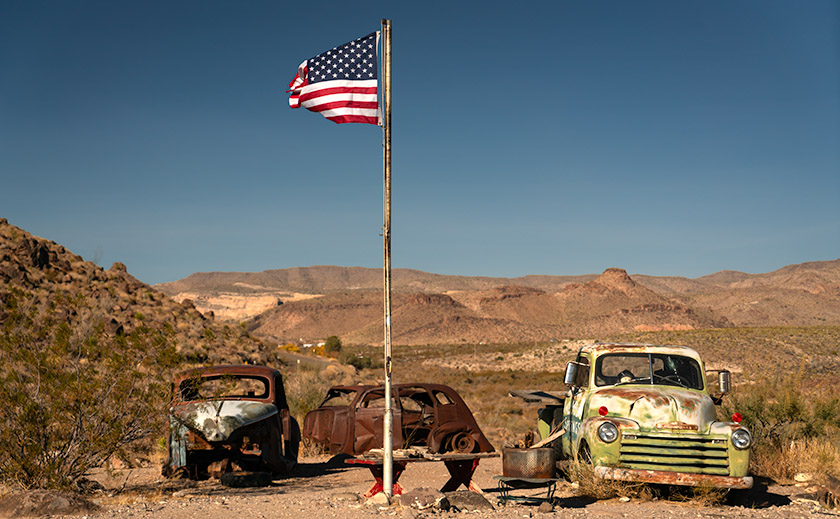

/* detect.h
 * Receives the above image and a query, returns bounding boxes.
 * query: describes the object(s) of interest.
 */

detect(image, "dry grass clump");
[752,438,840,484]
[565,460,647,500]
[720,371,840,482]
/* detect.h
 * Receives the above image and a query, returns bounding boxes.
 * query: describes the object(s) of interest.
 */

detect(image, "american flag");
[288,32,379,125]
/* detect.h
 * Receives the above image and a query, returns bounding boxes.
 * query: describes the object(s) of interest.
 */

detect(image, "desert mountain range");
[156,260,840,346]
[2,218,837,350]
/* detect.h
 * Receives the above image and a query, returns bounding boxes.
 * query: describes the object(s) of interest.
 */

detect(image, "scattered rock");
[401,507,420,519]
[818,474,840,509]
[399,488,446,510]
[442,490,494,512]
[537,500,554,513]
[794,472,814,483]
[332,492,361,503]
[110,262,127,272]
[366,492,391,507]
[0,490,97,518]
[30,243,50,269]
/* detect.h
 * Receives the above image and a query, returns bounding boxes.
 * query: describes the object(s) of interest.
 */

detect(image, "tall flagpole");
[381,18,394,498]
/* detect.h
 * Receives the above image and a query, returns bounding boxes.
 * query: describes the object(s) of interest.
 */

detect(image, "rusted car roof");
[174,364,281,381]
[581,342,703,358]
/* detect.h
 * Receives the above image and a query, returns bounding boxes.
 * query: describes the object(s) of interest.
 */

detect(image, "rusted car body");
[163,365,299,479]
[304,383,494,456]
[525,343,752,489]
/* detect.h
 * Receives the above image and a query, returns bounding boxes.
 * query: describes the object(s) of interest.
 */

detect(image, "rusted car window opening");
[595,353,703,390]
[179,375,270,401]
[321,389,358,407]
[433,391,454,405]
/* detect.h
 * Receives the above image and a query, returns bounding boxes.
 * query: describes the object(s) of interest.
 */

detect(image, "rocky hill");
[0,219,277,366]
[244,268,730,346]
[159,260,840,346]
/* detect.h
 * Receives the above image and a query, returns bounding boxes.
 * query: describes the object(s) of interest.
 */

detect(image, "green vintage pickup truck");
[514,342,752,489]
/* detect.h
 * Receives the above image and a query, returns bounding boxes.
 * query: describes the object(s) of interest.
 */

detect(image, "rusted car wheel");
[445,432,477,453]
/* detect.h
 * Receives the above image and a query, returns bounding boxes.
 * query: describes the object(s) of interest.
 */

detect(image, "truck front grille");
[618,433,730,475]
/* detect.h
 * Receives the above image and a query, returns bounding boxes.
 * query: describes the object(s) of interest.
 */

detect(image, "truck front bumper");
[594,466,753,489]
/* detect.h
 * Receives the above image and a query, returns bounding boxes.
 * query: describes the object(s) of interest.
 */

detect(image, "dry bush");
[284,363,357,423]
[664,483,729,506]
[284,365,332,423]
[752,438,840,484]
[0,288,180,490]
[565,459,646,500]
[720,371,840,482]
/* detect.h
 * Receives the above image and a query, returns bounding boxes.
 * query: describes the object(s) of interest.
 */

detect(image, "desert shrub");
[0,288,180,490]
[565,458,644,500]
[324,335,342,354]
[340,351,372,370]
[722,373,840,481]
[722,374,840,447]
[284,365,333,422]
[749,437,840,483]
[281,342,300,353]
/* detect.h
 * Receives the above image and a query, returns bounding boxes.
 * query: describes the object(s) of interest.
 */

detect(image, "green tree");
[324,335,342,354]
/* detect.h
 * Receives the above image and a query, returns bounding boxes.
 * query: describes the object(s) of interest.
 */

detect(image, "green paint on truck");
[526,343,752,489]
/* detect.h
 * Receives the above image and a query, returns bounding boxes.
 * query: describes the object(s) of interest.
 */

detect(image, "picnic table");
[345,449,499,497]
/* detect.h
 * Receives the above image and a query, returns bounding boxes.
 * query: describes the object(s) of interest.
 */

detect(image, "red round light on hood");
[598,406,608,416]
[732,412,743,423]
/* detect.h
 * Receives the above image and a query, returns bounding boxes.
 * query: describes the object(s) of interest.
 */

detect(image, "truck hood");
[589,386,716,433]
[172,400,278,442]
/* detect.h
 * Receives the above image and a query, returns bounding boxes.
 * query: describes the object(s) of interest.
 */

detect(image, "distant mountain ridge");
[156,260,840,346]
[156,266,595,295]
[7,217,836,349]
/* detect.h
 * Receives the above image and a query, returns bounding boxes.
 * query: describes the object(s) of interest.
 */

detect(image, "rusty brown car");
[303,383,494,456]
[163,365,299,479]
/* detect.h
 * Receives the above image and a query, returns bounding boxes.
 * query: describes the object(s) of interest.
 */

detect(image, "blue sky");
[1,1,838,285]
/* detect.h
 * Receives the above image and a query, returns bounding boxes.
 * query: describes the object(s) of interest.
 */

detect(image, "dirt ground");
[4,455,829,519]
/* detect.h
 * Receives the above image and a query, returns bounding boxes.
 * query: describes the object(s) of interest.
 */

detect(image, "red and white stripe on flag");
[287,32,380,125]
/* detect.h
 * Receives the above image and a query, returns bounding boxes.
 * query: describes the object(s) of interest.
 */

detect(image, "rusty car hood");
[172,400,278,442]
[589,386,716,433]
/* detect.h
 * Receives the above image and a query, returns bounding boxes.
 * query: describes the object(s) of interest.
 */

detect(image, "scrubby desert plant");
[324,335,342,354]
[565,458,645,500]
[721,372,840,481]
[0,288,180,490]
[284,364,334,422]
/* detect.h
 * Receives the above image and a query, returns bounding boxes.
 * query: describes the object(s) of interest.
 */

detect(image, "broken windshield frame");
[594,353,704,390]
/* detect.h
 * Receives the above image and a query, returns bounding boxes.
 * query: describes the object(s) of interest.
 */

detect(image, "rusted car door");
[352,388,403,454]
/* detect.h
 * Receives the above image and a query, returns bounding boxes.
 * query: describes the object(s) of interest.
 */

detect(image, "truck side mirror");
[718,371,731,394]
[564,362,578,386]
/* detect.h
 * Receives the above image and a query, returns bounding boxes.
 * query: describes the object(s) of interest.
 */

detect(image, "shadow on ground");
[726,477,792,508]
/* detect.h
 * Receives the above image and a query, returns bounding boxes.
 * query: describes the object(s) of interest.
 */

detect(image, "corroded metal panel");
[536,343,752,489]
[303,383,494,456]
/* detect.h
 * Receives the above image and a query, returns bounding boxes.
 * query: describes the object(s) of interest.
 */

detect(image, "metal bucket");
[502,448,555,479]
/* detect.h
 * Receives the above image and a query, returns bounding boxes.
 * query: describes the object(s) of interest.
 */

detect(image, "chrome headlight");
[598,422,618,443]
[731,428,751,450]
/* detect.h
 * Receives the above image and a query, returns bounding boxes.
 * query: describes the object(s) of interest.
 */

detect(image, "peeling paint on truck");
[534,343,752,489]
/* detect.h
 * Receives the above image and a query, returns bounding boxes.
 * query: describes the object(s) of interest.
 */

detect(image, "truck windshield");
[595,353,703,390]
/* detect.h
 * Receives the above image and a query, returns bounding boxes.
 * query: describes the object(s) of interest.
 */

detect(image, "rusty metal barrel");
[502,448,555,479]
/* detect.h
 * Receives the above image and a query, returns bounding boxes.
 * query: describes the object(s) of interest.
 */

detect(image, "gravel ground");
[25,456,823,519]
